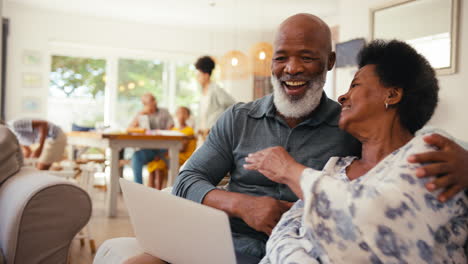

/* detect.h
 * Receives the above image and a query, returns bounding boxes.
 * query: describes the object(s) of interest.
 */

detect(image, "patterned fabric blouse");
[261,133,468,264]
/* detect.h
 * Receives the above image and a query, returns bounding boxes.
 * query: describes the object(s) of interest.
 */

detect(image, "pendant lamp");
[250,42,273,77]
[220,50,249,80]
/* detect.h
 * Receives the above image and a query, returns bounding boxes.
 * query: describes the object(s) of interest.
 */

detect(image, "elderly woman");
[245,40,468,263]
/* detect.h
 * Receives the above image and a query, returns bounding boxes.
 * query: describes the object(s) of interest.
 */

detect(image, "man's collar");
[248,94,276,118]
[149,107,159,114]
[248,92,340,126]
[303,93,339,126]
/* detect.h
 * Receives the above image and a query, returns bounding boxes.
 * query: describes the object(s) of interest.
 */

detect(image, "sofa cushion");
[0,125,23,185]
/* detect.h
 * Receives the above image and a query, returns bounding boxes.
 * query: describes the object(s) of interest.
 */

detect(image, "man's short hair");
[195,56,215,76]
[358,39,439,134]
[141,92,155,100]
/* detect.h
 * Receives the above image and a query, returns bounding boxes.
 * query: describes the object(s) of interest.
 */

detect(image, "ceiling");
[7,0,340,31]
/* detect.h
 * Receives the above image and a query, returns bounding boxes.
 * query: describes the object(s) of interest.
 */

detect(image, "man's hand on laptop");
[237,196,293,235]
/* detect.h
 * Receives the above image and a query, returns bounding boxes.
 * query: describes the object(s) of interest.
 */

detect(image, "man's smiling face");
[272,31,329,101]
[270,14,335,118]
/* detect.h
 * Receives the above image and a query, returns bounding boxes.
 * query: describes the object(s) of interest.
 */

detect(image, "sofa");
[0,124,92,264]
[94,129,468,264]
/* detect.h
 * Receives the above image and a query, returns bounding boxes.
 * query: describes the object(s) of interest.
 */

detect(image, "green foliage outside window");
[175,63,199,112]
[117,59,164,99]
[116,59,166,126]
[49,55,203,129]
[50,55,106,98]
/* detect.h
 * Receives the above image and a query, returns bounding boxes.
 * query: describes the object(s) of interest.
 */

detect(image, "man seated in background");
[147,106,196,189]
[129,93,174,184]
[9,118,67,170]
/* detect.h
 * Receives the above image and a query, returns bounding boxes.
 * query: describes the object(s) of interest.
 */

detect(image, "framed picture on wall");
[22,50,42,66]
[335,38,366,68]
[22,72,42,88]
[21,96,42,112]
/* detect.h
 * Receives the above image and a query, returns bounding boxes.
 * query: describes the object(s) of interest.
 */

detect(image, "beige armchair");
[0,168,92,263]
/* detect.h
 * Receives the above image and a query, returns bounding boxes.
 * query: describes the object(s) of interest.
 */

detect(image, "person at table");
[147,106,196,189]
[129,93,174,184]
[128,92,174,131]
[245,39,468,263]
[9,118,67,170]
[194,56,235,142]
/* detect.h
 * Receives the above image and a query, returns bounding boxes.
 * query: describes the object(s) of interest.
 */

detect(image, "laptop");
[120,178,251,264]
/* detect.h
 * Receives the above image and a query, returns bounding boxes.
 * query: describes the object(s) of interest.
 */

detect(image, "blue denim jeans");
[131,149,167,184]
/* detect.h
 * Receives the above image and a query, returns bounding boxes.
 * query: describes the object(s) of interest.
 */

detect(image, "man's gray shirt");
[147,108,174,130]
[172,93,361,254]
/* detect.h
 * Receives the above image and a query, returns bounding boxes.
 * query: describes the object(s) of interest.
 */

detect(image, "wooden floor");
[69,189,134,264]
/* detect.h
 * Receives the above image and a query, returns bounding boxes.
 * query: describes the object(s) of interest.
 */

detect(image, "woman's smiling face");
[337,64,391,133]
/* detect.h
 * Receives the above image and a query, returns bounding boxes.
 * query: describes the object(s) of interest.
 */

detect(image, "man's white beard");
[272,73,326,118]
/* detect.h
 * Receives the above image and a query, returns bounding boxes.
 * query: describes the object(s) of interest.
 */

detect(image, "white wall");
[7,1,466,140]
[329,0,468,141]
[3,2,271,122]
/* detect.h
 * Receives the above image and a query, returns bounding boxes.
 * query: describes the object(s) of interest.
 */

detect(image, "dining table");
[66,131,186,217]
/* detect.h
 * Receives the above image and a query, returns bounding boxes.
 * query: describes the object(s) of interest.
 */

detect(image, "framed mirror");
[370,0,459,75]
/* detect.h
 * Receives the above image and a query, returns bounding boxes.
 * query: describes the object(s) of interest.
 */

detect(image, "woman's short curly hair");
[357,39,439,134]
[195,56,215,76]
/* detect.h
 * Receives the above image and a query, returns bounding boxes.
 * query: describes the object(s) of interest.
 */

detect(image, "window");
[48,55,106,130]
[48,51,202,131]
[116,58,165,127]
[175,62,200,114]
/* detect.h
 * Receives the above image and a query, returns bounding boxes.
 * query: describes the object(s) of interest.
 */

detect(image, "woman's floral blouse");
[261,132,468,264]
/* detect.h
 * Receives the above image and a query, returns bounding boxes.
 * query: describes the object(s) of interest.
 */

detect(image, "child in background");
[147,106,196,189]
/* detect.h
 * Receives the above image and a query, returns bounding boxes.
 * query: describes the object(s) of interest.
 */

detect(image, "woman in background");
[194,56,235,143]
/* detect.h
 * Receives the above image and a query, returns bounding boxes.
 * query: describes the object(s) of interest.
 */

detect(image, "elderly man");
[171,14,358,260]
[129,93,174,184]
[126,13,468,263]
